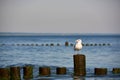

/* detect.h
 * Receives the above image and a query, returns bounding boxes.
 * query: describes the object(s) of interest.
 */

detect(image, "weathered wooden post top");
[23,66,33,79]
[73,54,86,76]
[0,68,10,80]
[10,66,21,80]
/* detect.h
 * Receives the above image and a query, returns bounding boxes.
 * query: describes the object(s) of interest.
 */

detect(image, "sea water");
[0,33,120,80]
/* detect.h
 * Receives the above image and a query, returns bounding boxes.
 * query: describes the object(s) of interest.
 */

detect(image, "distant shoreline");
[0,32,120,36]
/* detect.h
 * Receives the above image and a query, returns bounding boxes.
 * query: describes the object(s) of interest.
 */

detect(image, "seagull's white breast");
[74,42,82,51]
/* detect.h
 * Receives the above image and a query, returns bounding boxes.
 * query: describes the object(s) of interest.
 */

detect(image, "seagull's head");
[75,39,82,43]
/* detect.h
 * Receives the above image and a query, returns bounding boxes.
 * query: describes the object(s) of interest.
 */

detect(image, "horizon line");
[0,32,120,36]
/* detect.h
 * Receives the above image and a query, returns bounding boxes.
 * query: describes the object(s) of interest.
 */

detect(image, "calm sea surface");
[0,34,120,80]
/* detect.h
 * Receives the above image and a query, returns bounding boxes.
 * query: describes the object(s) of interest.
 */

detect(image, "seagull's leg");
[77,50,79,54]
[74,50,78,54]
[76,50,78,54]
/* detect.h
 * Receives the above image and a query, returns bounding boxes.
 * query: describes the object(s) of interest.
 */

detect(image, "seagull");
[74,39,83,54]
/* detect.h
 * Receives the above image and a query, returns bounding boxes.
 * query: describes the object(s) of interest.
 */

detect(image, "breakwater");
[0,41,111,47]
[0,66,120,80]
[0,54,119,80]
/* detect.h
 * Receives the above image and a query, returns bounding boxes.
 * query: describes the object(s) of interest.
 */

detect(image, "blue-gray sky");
[0,0,120,34]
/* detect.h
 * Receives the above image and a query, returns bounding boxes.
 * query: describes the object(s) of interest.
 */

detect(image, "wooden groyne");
[0,42,111,47]
[0,53,119,79]
[0,66,120,79]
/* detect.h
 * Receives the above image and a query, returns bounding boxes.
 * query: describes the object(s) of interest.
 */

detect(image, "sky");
[0,0,120,34]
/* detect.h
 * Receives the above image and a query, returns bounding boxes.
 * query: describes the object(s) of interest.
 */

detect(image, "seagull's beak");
[75,39,82,43]
[75,40,78,43]
[79,40,82,43]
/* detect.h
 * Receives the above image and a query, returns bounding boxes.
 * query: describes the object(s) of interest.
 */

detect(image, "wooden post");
[57,43,60,46]
[0,68,10,80]
[73,54,86,76]
[50,43,54,46]
[23,66,33,79]
[10,66,21,80]
[39,67,51,76]
[65,41,69,46]
[70,43,74,46]
[56,67,67,75]
[94,68,107,75]
[112,68,120,74]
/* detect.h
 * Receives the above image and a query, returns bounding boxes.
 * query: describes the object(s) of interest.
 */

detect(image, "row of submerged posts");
[73,54,120,76]
[0,41,111,47]
[74,54,120,77]
[0,66,67,80]
[0,54,120,80]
